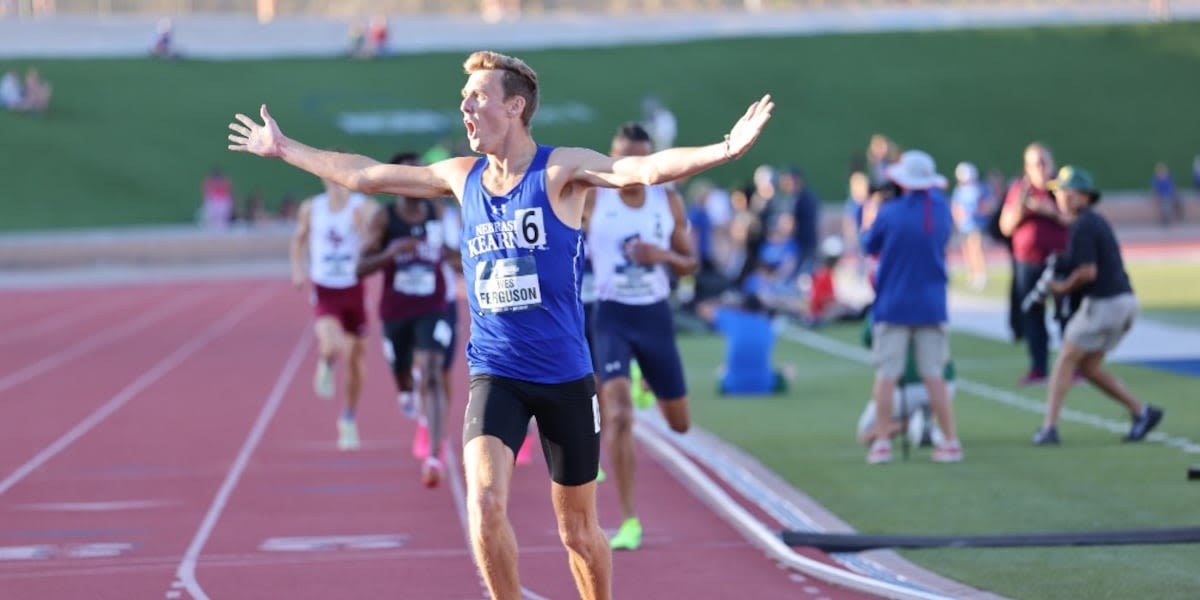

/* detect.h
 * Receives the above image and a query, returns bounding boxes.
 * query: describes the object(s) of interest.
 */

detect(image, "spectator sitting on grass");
[15,68,51,114]
[696,293,792,396]
[743,212,799,303]
[2,68,51,115]
[1,70,22,111]
[802,235,870,327]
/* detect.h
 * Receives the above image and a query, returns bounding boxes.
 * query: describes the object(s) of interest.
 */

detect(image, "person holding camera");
[999,143,1071,386]
[1031,167,1164,445]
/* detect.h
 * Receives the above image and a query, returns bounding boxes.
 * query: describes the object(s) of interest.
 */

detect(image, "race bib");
[612,263,654,298]
[393,264,436,296]
[318,251,355,278]
[513,208,548,250]
[476,256,542,314]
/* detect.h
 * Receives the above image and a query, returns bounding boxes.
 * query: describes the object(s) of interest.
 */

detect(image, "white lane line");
[173,329,311,600]
[0,287,275,496]
[14,500,172,511]
[0,290,210,394]
[780,326,1200,453]
[0,292,145,346]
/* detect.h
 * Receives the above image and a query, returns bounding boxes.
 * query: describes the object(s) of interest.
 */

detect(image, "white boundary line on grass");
[779,326,1200,454]
[637,410,941,594]
[633,421,958,600]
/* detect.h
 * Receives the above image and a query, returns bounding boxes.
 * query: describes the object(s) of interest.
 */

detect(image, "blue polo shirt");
[860,189,952,325]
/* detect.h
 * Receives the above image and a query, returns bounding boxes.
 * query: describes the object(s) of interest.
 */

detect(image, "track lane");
[0,280,290,599]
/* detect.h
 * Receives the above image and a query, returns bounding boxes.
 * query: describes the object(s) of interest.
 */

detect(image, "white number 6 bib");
[514,208,547,250]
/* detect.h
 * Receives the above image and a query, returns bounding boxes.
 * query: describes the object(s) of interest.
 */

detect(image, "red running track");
[0,277,882,600]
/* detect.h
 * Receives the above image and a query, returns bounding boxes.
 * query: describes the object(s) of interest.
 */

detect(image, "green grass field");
[683,260,1200,599]
[4,21,1200,231]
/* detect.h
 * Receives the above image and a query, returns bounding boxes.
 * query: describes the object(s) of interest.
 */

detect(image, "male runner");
[229,50,773,599]
[289,178,375,451]
[357,151,454,487]
[585,122,698,551]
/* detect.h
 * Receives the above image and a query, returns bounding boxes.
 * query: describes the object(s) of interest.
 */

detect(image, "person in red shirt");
[366,15,389,57]
[201,167,233,229]
[998,143,1071,385]
[802,235,869,327]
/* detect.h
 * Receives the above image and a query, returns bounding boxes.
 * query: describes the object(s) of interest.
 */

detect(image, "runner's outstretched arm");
[228,104,465,199]
[566,94,774,189]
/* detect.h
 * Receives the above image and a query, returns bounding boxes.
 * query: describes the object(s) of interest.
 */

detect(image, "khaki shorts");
[872,323,949,380]
[1063,293,1137,353]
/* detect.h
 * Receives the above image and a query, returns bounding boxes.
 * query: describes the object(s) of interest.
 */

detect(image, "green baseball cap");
[1049,165,1101,203]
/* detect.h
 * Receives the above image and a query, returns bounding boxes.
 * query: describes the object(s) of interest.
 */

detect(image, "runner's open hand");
[725,94,775,160]
[228,105,284,157]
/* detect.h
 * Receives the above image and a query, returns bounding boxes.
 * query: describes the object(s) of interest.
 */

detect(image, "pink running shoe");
[412,420,430,460]
[515,433,536,465]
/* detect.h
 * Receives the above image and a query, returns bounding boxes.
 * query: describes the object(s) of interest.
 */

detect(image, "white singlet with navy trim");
[588,185,674,306]
[308,193,368,289]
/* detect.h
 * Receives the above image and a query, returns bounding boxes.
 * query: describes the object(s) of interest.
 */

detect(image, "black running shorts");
[464,373,599,486]
[382,312,451,375]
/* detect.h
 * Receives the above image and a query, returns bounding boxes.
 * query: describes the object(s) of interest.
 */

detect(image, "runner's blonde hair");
[463,51,539,127]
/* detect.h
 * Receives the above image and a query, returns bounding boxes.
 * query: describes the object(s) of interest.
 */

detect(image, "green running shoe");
[609,517,642,551]
[630,362,655,410]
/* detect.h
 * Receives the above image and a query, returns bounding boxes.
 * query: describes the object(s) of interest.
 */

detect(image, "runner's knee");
[467,484,507,530]
[555,503,600,556]
[604,400,634,434]
[417,352,444,387]
[660,399,690,433]
[558,522,600,559]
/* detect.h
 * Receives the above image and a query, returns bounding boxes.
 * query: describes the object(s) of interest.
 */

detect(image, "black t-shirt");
[1063,208,1133,298]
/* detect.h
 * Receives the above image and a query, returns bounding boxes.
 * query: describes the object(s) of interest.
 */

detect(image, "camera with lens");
[1020,254,1059,313]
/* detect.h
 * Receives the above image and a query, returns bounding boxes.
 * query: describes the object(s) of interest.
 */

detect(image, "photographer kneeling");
[1031,167,1164,445]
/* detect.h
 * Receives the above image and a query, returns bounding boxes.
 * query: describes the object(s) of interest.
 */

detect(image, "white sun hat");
[885,150,948,190]
[955,161,979,183]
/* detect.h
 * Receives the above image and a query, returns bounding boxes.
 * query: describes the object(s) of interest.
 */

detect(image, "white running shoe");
[867,439,892,465]
[931,441,963,463]
[313,361,334,399]
[337,418,360,451]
